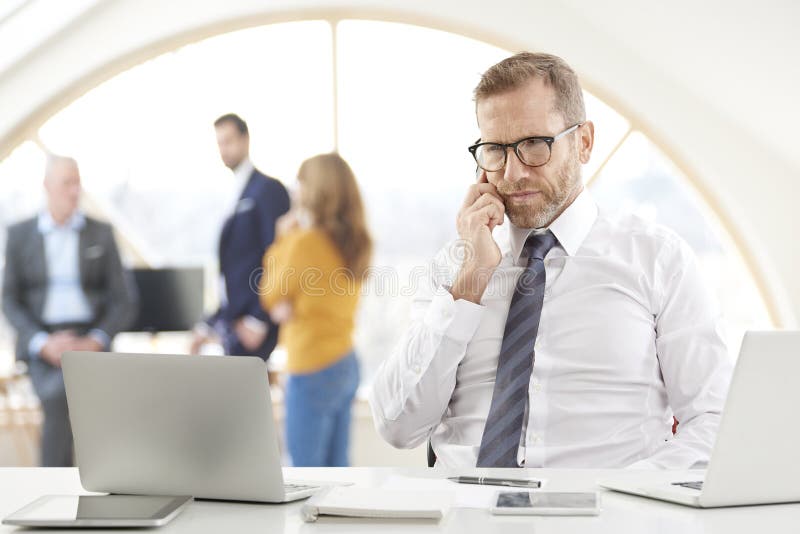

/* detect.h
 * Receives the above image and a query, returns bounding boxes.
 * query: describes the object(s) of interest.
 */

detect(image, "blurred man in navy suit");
[190,114,290,360]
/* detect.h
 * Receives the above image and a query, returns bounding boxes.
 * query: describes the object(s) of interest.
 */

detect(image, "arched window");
[0,20,773,377]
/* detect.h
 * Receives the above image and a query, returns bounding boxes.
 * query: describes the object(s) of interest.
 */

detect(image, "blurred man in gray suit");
[1,156,138,466]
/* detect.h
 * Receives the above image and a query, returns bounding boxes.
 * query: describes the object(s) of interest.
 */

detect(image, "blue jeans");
[285,352,360,466]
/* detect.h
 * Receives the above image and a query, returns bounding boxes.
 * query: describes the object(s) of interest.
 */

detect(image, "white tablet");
[2,495,192,528]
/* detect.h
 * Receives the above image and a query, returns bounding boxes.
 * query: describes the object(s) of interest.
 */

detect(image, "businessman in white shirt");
[369,52,732,469]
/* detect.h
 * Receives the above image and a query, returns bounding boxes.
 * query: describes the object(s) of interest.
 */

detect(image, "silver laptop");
[599,331,800,507]
[62,351,321,503]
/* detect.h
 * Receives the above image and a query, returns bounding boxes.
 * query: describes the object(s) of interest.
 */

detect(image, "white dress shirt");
[369,189,732,469]
[39,210,92,324]
[216,157,254,310]
[229,157,254,214]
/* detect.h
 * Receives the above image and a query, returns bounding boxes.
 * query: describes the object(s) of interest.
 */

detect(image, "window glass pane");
[337,19,508,248]
[336,20,509,381]
[589,131,773,358]
[582,91,629,180]
[0,141,46,234]
[38,21,334,264]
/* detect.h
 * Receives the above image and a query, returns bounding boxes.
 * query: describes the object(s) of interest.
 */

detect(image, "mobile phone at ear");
[490,491,600,516]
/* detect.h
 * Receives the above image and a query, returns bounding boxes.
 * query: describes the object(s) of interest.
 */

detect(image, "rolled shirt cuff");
[424,287,484,343]
[28,331,49,360]
[193,321,213,336]
[88,329,110,350]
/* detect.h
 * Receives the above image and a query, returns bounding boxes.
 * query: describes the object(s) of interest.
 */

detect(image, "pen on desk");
[447,476,541,488]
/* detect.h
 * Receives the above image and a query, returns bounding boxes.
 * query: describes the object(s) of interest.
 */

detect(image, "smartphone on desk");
[490,491,600,516]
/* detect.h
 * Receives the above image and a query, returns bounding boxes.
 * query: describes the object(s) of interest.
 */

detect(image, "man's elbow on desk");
[377,423,432,451]
[368,390,430,450]
[374,420,421,450]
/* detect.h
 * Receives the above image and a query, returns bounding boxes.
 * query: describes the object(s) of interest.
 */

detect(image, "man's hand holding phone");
[451,171,505,304]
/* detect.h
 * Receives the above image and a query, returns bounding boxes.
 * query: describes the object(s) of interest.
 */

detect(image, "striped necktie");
[476,230,558,467]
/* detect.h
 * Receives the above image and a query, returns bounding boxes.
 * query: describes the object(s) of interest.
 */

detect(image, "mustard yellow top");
[260,228,361,374]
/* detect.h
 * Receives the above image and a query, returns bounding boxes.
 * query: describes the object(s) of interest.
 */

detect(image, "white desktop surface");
[1,467,799,533]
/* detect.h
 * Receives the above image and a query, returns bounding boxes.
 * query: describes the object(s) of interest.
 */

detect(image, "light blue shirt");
[28,211,109,358]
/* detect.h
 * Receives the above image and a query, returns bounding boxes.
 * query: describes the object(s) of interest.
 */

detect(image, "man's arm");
[369,243,484,449]
[370,179,505,449]
[1,225,45,360]
[246,178,290,323]
[256,178,290,256]
[630,237,732,469]
[90,225,138,345]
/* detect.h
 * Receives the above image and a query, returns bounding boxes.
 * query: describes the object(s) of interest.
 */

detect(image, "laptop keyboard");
[672,481,703,491]
[284,483,318,493]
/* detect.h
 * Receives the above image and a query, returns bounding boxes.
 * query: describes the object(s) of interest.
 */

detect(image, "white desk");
[1,467,799,533]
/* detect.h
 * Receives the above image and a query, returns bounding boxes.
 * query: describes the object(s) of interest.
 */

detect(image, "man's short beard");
[501,154,581,229]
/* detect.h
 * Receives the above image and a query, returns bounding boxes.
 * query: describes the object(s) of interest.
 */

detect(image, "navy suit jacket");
[209,168,290,360]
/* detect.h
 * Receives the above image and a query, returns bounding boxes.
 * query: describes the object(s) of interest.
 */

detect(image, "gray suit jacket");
[1,215,138,362]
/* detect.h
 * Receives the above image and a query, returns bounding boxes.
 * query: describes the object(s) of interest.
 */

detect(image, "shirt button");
[530,434,540,444]
[532,382,542,393]
[413,365,422,374]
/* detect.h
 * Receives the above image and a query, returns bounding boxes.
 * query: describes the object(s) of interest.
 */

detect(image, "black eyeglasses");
[468,123,583,172]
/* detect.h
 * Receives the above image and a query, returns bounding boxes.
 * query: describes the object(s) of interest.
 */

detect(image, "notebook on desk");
[301,486,450,522]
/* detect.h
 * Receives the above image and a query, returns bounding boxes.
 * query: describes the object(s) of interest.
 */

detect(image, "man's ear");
[579,120,595,164]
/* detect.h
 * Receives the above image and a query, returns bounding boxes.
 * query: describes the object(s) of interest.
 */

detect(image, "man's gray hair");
[474,52,586,126]
[44,154,79,179]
